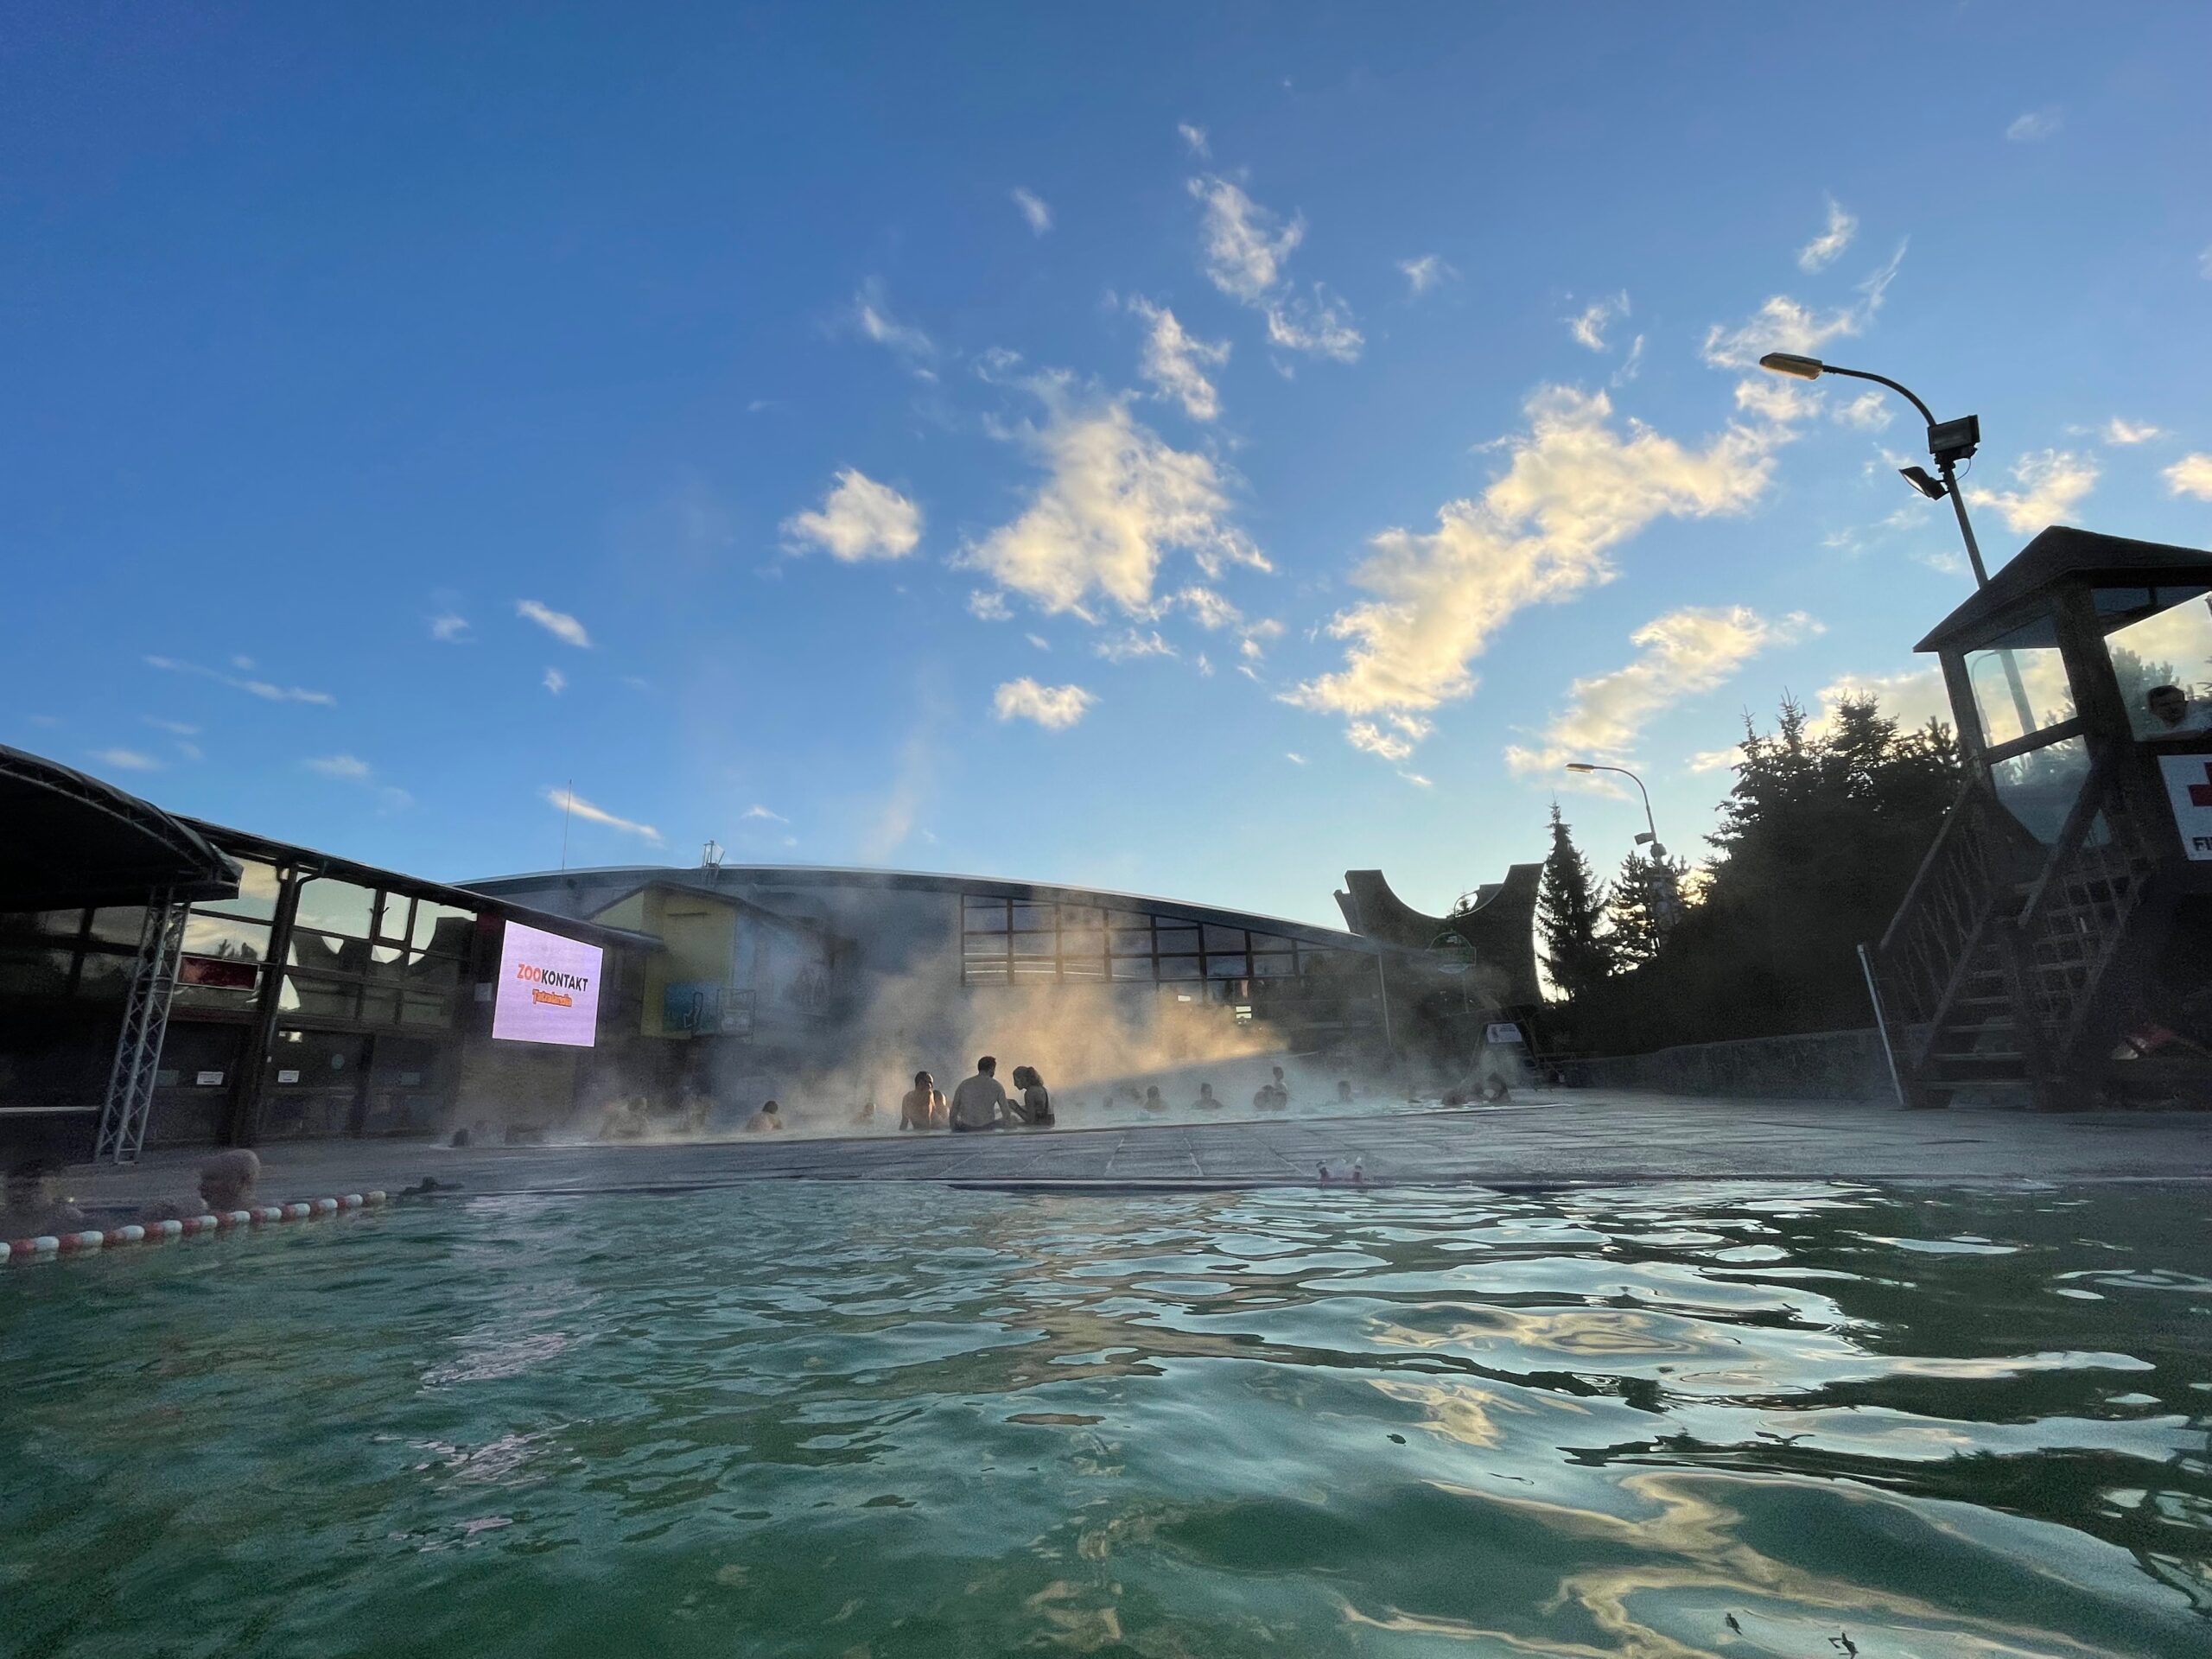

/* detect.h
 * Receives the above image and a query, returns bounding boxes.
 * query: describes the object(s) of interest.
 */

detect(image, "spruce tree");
[1537,801,1613,1001]
[1605,848,1686,969]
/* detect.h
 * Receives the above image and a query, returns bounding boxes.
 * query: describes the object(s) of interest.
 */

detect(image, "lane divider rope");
[4,1191,387,1265]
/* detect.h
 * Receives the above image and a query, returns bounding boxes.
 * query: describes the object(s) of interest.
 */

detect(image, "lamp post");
[1566,761,1679,936]
[1758,353,2036,739]
[1757,353,1989,588]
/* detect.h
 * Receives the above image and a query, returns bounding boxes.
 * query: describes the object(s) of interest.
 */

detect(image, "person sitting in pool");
[1193,1082,1223,1109]
[1270,1065,1292,1100]
[0,1156,86,1237]
[949,1057,1008,1133]
[1253,1082,1286,1110]
[744,1099,785,1133]
[899,1071,945,1131]
[1009,1065,1055,1127]
[142,1148,262,1223]
[1337,1080,1356,1104]
[1142,1084,1166,1112]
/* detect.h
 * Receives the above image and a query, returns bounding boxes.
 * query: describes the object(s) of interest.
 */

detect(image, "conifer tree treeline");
[1540,692,1961,1051]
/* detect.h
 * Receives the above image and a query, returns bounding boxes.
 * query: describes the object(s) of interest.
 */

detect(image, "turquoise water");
[3,1181,2209,1656]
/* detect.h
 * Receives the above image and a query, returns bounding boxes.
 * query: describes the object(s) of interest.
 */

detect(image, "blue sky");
[7,4,2212,928]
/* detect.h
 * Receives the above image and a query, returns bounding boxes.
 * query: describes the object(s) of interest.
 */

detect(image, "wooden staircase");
[1866,762,2159,1109]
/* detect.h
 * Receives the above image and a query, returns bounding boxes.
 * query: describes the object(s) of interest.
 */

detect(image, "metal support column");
[94,888,189,1163]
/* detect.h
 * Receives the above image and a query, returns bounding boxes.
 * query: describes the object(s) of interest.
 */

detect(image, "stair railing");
[1868,780,2017,1066]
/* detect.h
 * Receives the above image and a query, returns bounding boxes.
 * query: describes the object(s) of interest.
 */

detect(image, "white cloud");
[1347,721,1415,762]
[1188,173,1362,361]
[992,678,1096,729]
[2006,108,2062,142]
[1026,633,1050,652]
[1809,664,1954,740]
[1285,752,1306,765]
[1966,448,2100,533]
[517,599,592,648]
[782,468,923,562]
[1503,606,1817,775]
[1833,390,1892,431]
[2165,453,2212,500]
[1176,585,1242,630]
[1687,744,1744,775]
[144,656,334,706]
[1734,374,1819,425]
[143,717,199,736]
[1611,335,1646,387]
[968,589,1013,621]
[2104,417,2164,446]
[1011,187,1052,236]
[1178,122,1210,157]
[1400,771,1433,788]
[742,804,787,823]
[543,666,567,695]
[305,753,372,780]
[1796,196,1858,272]
[1128,297,1230,421]
[852,280,938,373]
[1284,386,1785,757]
[91,747,160,772]
[1700,241,1907,369]
[958,376,1268,618]
[1567,291,1630,352]
[544,785,662,844]
[428,613,471,643]
[1399,254,1455,296]
[1094,628,1178,662]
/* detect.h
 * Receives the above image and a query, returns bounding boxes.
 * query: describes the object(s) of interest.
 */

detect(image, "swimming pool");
[3,1181,2207,1656]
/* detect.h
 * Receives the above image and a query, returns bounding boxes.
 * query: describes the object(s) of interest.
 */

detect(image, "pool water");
[3,1181,2208,1656]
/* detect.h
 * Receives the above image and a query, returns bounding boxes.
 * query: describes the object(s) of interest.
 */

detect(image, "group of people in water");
[1,1147,263,1238]
[893,1055,1054,1132]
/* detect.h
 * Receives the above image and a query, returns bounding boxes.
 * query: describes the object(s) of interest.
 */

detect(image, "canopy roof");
[1916,525,2212,654]
[0,745,239,911]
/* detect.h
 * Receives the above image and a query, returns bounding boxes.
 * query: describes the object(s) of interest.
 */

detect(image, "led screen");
[492,920,603,1046]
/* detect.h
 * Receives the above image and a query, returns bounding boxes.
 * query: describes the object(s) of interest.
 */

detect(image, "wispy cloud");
[2165,453,2212,500]
[1966,448,2100,533]
[1504,606,1818,775]
[2006,108,2062,142]
[1010,187,1052,235]
[543,785,662,844]
[144,656,335,706]
[305,753,410,810]
[143,717,199,736]
[428,613,471,643]
[517,599,592,648]
[957,372,1268,619]
[1398,254,1456,296]
[782,468,923,561]
[967,589,1013,622]
[543,666,567,695]
[1284,385,1787,760]
[1700,241,1907,370]
[1567,291,1630,352]
[2103,416,2164,446]
[742,804,788,823]
[91,747,161,772]
[1128,297,1230,421]
[992,678,1096,729]
[1094,628,1178,663]
[851,278,938,376]
[1027,632,1050,652]
[1177,122,1209,158]
[1796,196,1858,272]
[1188,173,1362,362]
[1285,752,1306,766]
[1833,390,1892,431]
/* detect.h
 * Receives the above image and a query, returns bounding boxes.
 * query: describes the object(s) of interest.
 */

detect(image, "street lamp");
[1564,762,1663,858]
[1757,353,1990,588]
[1760,353,2036,737]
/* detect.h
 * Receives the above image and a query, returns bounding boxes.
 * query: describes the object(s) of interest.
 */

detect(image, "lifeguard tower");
[1866,526,2212,1108]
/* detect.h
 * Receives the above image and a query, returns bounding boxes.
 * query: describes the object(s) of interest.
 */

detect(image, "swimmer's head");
[976,1056,997,1076]
[914,1070,933,1089]
[762,1099,779,1116]
[198,1148,259,1211]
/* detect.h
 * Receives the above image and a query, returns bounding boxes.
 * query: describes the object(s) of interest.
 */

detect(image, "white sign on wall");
[492,921,604,1046]
[2158,753,2212,861]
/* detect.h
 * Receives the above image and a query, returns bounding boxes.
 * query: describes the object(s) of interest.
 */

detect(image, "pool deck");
[56,1090,2212,1208]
